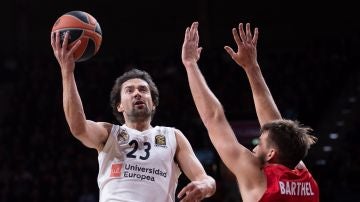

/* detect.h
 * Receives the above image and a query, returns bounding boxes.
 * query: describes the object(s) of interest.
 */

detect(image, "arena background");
[1,1,359,201]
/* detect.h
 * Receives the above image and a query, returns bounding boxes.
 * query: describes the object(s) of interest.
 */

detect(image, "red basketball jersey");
[259,164,319,202]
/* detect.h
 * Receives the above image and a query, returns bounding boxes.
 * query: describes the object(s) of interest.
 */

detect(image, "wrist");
[182,59,197,67]
[245,63,261,75]
[61,70,75,79]
[202,177,216,198]
[183,61,198,71]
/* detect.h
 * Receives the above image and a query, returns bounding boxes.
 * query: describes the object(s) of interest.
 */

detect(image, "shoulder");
[173,128,183,135]
[172,128,193,152]
[263,164,290,172]
[97,122,114,134]
[172,128,188,141]
[295,161,308,170]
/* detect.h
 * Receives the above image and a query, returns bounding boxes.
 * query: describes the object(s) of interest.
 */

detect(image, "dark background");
[1,0,359,201]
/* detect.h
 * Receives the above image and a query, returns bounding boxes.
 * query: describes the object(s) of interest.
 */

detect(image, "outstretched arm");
[51,31,109,151]
[225,24,311,169]
[182,22,263,194]
[224,23,282,126]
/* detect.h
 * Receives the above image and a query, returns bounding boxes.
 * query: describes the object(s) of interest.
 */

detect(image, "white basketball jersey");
[97,124,181,202]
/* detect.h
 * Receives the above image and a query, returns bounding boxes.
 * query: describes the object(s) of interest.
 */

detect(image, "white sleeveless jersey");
[97,124,181,202]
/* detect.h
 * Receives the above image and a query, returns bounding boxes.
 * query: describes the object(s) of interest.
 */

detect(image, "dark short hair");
[260,119,317,168]
[110,68,159,123]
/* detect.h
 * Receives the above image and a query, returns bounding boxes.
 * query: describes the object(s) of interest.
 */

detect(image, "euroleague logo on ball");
[59,31,70,41]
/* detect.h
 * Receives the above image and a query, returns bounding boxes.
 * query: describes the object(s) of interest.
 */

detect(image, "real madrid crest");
[117,128,129,144]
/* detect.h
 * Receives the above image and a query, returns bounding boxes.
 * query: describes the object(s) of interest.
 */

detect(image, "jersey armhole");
[99,124,117,153]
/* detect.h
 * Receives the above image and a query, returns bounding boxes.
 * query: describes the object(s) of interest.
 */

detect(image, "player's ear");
[117,103,124,112]
[266,148,276,162]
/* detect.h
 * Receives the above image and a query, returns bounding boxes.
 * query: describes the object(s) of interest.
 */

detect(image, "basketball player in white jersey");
[51,31,216,202]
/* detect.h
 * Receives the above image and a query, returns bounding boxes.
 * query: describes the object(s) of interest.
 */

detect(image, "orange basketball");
[52,11,102,62]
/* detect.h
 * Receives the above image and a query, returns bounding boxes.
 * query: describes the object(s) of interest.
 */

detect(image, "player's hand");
[224,23,259,70]
[182,21,202,68]
[50,31,81,74]
[177,180,213,202]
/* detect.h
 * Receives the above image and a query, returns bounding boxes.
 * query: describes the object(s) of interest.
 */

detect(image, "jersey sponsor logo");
[117,129,129,144]
[123,163,167,182]
[124,163,167,178]
[123,171,155,181]
[279,181,315,196]
[155,134,167,148]
[110,163,122,177]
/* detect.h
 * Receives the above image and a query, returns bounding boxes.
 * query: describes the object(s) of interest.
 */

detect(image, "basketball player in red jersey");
[181,21,319,201]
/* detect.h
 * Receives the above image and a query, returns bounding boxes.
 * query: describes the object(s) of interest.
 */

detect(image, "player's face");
[118,78,155,122]
[252,132,272,164]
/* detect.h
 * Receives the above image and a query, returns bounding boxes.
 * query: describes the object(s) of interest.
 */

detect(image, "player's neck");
[125,120,152,132]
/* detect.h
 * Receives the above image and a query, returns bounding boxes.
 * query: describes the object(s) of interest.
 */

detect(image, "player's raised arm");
[181,22,263,191]
[224,23,282,126]
[51,31,109,151]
